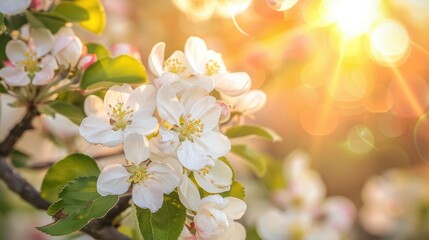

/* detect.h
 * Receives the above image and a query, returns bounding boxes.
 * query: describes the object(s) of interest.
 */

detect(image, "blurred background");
[2,0,429,239]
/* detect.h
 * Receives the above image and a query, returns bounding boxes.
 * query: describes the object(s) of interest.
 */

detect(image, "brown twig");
[0,105,130,240]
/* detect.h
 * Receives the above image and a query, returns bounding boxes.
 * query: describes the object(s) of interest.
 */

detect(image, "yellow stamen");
[108,102,134,131]
[176,115,204,142]
[165,58,185,73]
[205,59,221,76]
[17,52,39,74]
[127,168,148,184]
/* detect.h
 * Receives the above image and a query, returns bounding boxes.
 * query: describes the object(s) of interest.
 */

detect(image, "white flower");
[0,0,31,15]
[42,114,79,140]
[0,94,26,141]
[257,209,341,240]
[97,134,179,212]
[52,27,83,67]
[222,89,267,115]
[156,84,230,171]
[79,84,157,147]
[179,195,247,240]
[0,28,56,86]
[185,36,251,97]
[193,159,233,193]
[148,42,192,78]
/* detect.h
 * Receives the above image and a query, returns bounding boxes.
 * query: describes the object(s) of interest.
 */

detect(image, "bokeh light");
[300,104,339,136]
[370,20,410,65]
[415,112,429,164]
[265,0,299,12]
[346,125,375,154]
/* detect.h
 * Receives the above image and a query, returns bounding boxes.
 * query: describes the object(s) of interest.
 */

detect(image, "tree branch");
[0,105,130,240]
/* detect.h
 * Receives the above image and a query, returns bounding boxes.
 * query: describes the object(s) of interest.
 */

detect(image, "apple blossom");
[185,36,251,97]
[52,28,83,68]
[80,84,158,147]
[179,195,247,240]
[78,54,97,70]
[156,84,230,171]
[149,42,192,78]
[97,134,180,212]
[0,28,56,86]
[0,0,31,15]
[222,89,267,115]
[30,0,53,11]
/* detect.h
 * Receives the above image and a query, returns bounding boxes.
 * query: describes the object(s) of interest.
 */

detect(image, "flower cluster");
[360,169,429,238]
[0,25,83,87]
[79,36,265,239]
[256,150,356,240]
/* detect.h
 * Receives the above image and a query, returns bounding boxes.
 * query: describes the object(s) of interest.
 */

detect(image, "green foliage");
[38,176,118,236]
[48,100,86,125]
[0,13,6,35]
[54,2,90,22]
[80,55,147,89]
[0,83,7,93]
[68,0,106,34]
[10,149,30,168]
[231,145,267,178]
[0,34,11,68]
[226,125,282,142]
[135,192,186,240]
[26,11,67,33]
[41,154,100,202]
[220,181,246,200]
[86,43,110,59]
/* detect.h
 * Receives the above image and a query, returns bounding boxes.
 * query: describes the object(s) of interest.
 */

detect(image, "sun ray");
[410,40,429,56]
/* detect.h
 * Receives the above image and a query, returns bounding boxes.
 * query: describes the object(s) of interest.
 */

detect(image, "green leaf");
[86,43,110,59]
[0,34,11,68]
[226,125,282,142]
[231,145,267,178]
[10,149,30,168]
[136,192,186,240]
[70,0,106,34]
[220,181,245,200]
[0,83,7,93]
[54,2,89,22]
[80,55,147,89]
[41,154,100,202]
[38,176,119,236]
[0,13,6,35]
[26,11,67,33]
[49,100,85,125]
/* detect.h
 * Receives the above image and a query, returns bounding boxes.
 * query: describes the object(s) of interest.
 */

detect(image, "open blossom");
[0,0,31,15]
[185,36,251,97]
[149,42,192,78]
[0,28,56,86]
[154,84,230,171]
[79,84,157,147]
[97,134,179,212]
[52,27,83,67]
[179,195,247,240]
[222,89,267,115]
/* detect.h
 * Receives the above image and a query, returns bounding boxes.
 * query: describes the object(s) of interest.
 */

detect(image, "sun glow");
[324,0,382,38]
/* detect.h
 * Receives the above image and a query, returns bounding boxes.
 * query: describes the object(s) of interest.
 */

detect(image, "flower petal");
[185,36,207,74]
[0,0,31,15]
[125,116,158,136]
[164,50,192,77]
[97,164,130,196]
[32,28,54,58]
[124,133,150,165]
[84,95,106,117]
[178,175,201,211]
[40,54,58,70]
[79,115,122,147]
[6,40,28,64]
[0,66,30,86]
[224,90,267,114]
[127,84,156,117]
[104,84,133,117]
[196,131,231,159]
[157,84,184,125]
[177,140,214,171]
[256,209,288,240]
[148,42,166,77]
[147,162,180,193]
[215,72,251,97]
[222,197,247,220]
[190,95,220,132]
[194,159,232,193]
[132,183,164,213]
[32,66,54,85]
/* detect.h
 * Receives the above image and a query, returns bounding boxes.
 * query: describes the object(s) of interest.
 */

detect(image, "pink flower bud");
[30,0,43,11]
[78,54,97,71]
